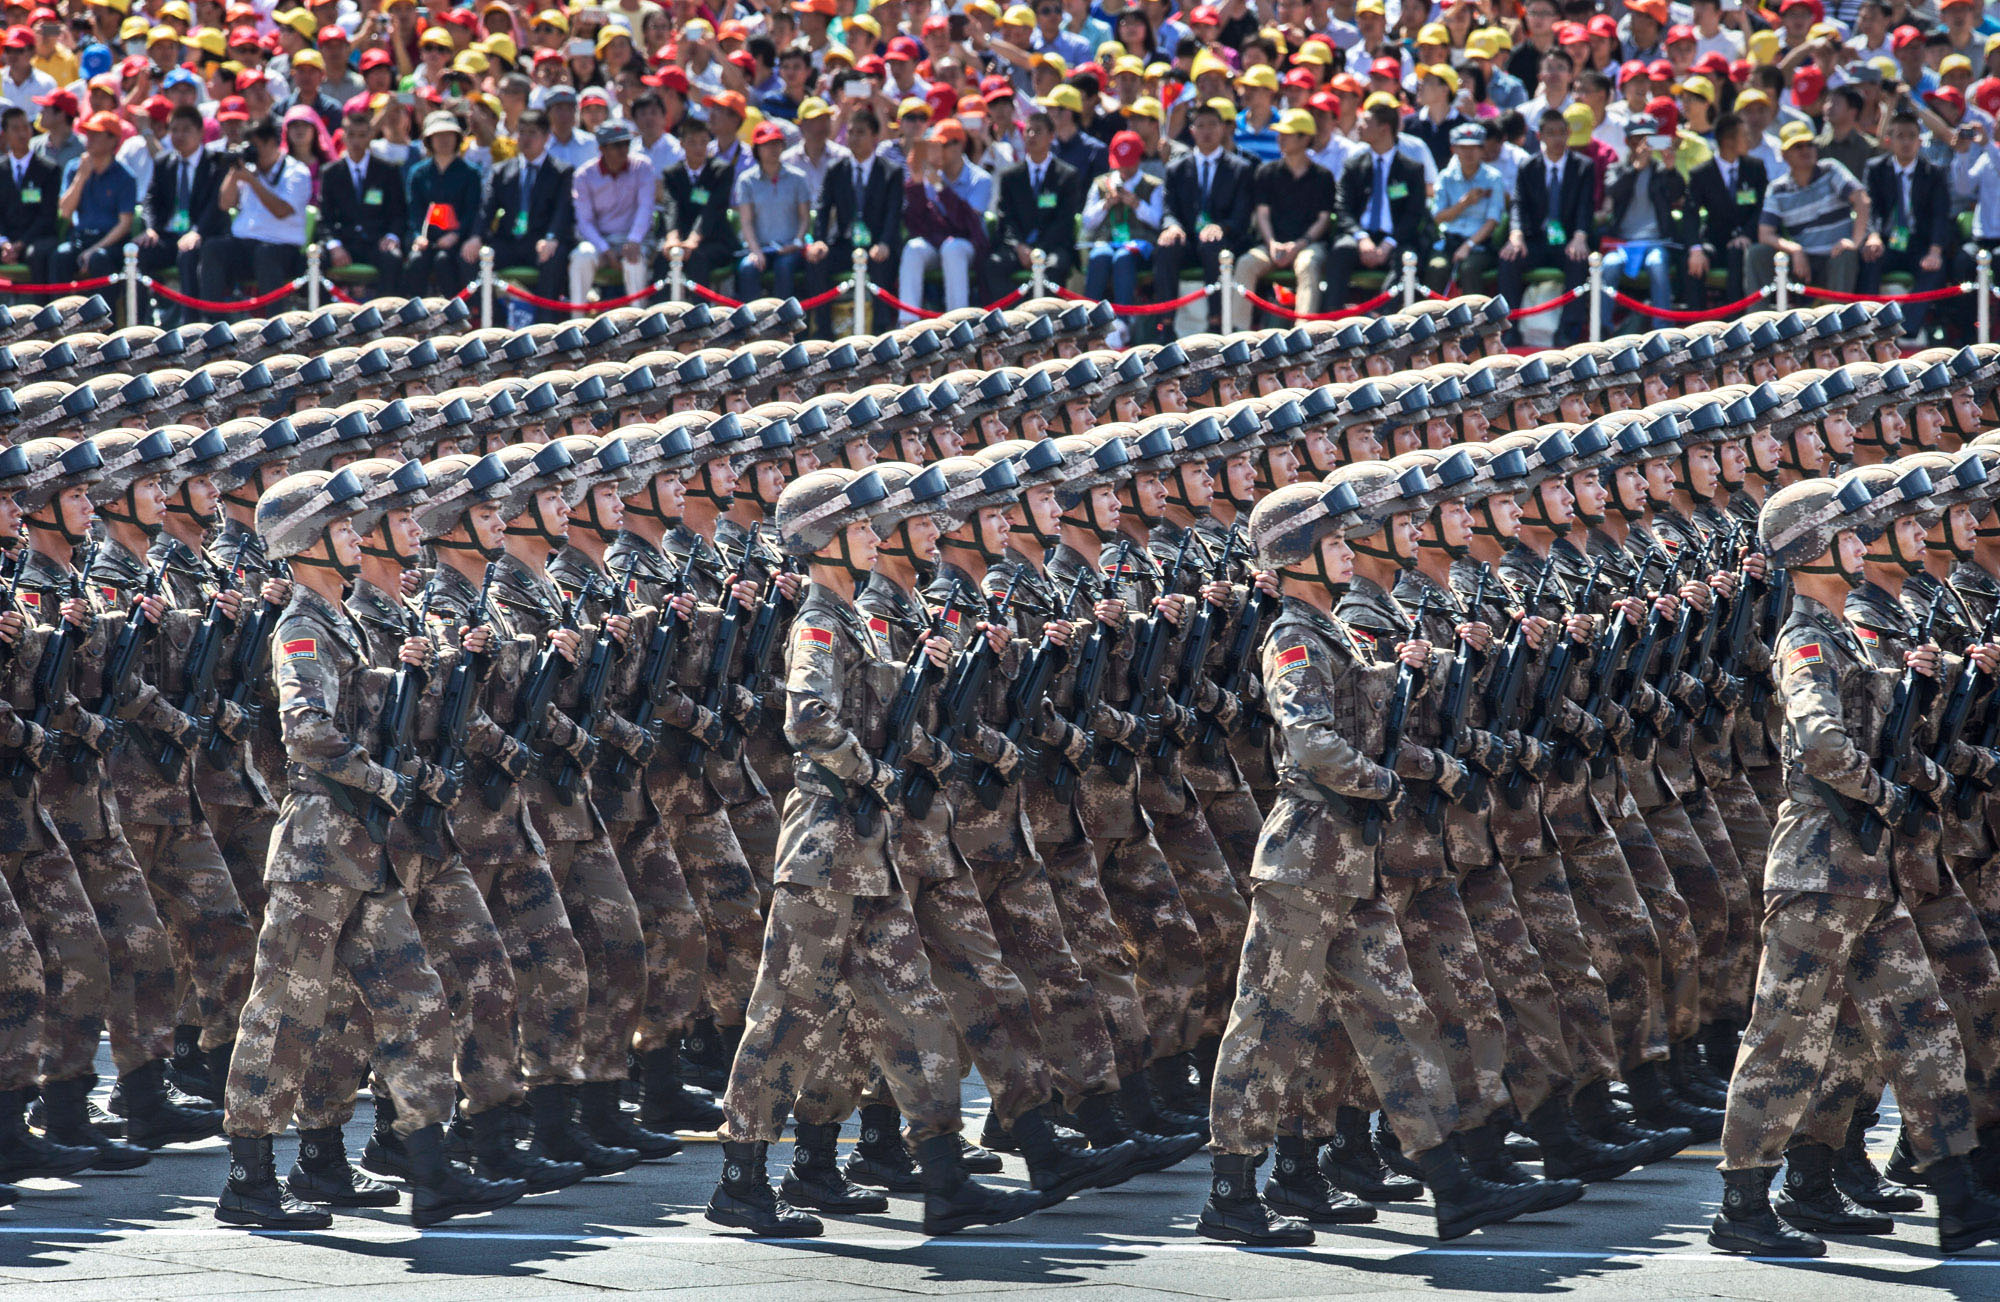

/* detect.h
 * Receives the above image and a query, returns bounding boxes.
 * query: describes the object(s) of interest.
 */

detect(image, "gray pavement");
[2,1063,1996,1301]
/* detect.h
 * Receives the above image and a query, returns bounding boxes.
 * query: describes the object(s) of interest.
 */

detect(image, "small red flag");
[425,201,459,233]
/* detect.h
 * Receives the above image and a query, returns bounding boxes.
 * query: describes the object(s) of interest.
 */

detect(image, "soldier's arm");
[272,621,401,800]
[1264,634,1396,801]
[1782,641,1890,805]
[786,616,878,785]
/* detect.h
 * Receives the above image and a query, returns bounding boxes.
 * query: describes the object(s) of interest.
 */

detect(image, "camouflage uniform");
[204,517,284,925]
[714,515,788,906]
[1209,595,1458,1159]
[222,584,456,1140]
[1943,561,2000,954]
[1177,516,1268,899]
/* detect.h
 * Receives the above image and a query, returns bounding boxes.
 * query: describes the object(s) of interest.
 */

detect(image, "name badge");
[1888,224,1910,252]
[363,186,384,206]
[1734,187,1756,205]
[513,209,529,237]
[689,185,709,205]
[166,209,190,233]
[1037,190,1058,209]
[18,184,38,205]
[852,219,871,247]
[1545,219,1566,244]
[1386,181,1409,201]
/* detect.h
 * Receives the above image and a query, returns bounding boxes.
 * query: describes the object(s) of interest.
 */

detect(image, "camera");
[232,142,261,169]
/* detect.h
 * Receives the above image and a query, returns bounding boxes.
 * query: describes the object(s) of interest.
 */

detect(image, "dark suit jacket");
[1510,149,1600,251]
[142,146,229,243]
[0,149,63,246]
[992,155,1082,255]
[1160,149,1253,251]
[1862,153,1953,255]
[662,156,737,252]
[1334,147,1430,249]
[1601,157,1695,245]
[812,151,905,251]
[477,151,576,246]
[1687,153,1768,250]
[318,153,407,258]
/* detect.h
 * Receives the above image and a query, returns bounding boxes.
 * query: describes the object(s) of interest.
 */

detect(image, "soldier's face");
[1843,340,1869,364]
[1489,493,1522,536]
[975,507,1011,554]
[978,413,1007,445]
[903,512,941,560]
[1608,386,1637,412]
[1391,423,1422,457]
[705,459,740,500]
[327,516,362,570]
[1835,530,1866,576]
[1559,394,1592,423]
[1177,463,1215,510]
[131,473,167,528]
[1424,417,1454,450]
[1717,441,1748,486]
[1820,410,1854,457]
[0,495,19,536]
[1438,499,1475,551]
[1891,514,1928,566]
[1751,427,1784,475]
[1751,357,1777,384]
[1915,403,1946,448]
[1344,424,1382,462]
[1299,430,1335,474]
[753,460,786,506]
[1134,470,1169,518]
[1263,447,1301,489]
[897,429,927,463]
[930,424,965,459]
[1878,407,1908,448]
[58,486,93,536]
[384,508,422,563]
[842,520,879,569]
[1794,427,1826,475]
[1461,408,1490,443]
[1225,454,1257,503]
[1684,372,1710,394]
[843,437,879,468]
[1114,394,1144,424]
[1643,375,1671,405]
[468,501,506,552]
[578,482,625,534]
[1538,479,1575,528]
[1334,360,1360,382]
[1644,459,1676,503]
[1020,411,1050,441]
[532,488,569,541]
[1685,446,1718,498]
[1947,503,1978,555]
[1255,372,1283,397]
[1025,483,1061,538]
[1572,471,1608,518]
[1389,511,1420,559]
[1316,533,1353,586]
[1954,389,1982,431]
[1087,484,1121,532]
[794,449,821,475]
[1774,353,1801,378]
[1511,399,1540,429]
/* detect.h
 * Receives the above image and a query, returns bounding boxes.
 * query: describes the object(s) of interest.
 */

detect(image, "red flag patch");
[1854,626,1879,645]
[98,586,119,605]
[1275,644,1310,676]
[797,625,834,654]
[1348,627,1377,653]
[282,637,317,662]
[18,591,37,608]
[1789,642,1823,668]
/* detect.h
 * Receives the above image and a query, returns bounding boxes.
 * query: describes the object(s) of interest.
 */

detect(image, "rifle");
[1052,540,1130,800]
[1361,591,1430,845]
[1503,557,1602,807]
[1198,549,1276,763]
[416,563,496,844]
[854,590,962,837]
[1634,536,1714,754]
[1855,589,1945,852]
[1423,570,1489,831]
[1743,567,1790,721]
[687,538,788,769]
[905,578,1017,820]
[1153,529,1238,770]
[479,581,586,811]
[0,549,24,663]
[8,545,94,797]
[158,536,252,778]
[1698,531,1765,744]
[1104,532,1193,781]
[1465,560,1554,812]
[205,557,291,768]
[1603,546,1691,768]
[604,554,691,791]
[1665,533,1731,752]
[971,567,1089,807]
[551,560,633,802]
[1565,547,1661,782]
[707,541,799,764]
[365,587,434,846]
[80,560,165,773]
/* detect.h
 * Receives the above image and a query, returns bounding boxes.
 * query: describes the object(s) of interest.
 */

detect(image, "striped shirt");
[1758,160,1864,256]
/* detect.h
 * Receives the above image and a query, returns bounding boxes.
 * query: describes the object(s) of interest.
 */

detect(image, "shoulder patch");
[866,615,889,638]
[282,637,318,662]
[98,585,119,605]
[797,625,834,654]
[1788,642,1823,668]
[1854,626,1879,645]
[1275,643,1310,677]
[1347,626,1377,653]
[18,590,37,608]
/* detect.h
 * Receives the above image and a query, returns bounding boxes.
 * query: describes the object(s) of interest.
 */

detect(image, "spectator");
[632,89,684,178]
[733,119,813,301]
[1688,110,1770,303]
[199,113,309,306]
[0,26,54,119]
[1238,105,1336,320]
[807,104,903,333]
[1038,82,1105,178]
[986,108,1075,304]
[1751,119,1869,294]
[1600,113,1693,330]
[1233,64,1282,162]
[1153,100,1251,333]
[50,108,131,284]
[319,96,407,298]
[137,102,224,322]
[661,113,738,291]
[571,117,655,306]
[1407,63,1468,167]
[1816,85,1881,179]
[783,95,850,202]
[543,85,598,168]
[1498,108,1598,344]
[1429,121,1505,294]
[29,87,78,173]
[1325,100,1426,308]
[0,104,59,286]
[282,104,331,202]
[1860,109,1952,339]
[405,111,481,296]
[474,107,573,321]
[900,116,991,320]
[1080,129,1162,332]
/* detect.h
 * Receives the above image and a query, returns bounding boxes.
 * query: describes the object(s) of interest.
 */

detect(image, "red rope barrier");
[1608,289,1771,321]
[1798,283,1969,304]
[685,281,744,308]
[1237,285,1398,320]
[868,283,1027,318]
[144,276,303,313]
[1053,285,1212,314]
[0,273,117,294]
[1507,287,1584,319]
[503,279,664,312]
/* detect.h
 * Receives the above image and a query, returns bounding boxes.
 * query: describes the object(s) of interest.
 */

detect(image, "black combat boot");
[0,1087,96,1182]
[1262,1135,1376,1224]
[286,1126,400,1206]
[1933,1154,2000,1253]
[1832,1109,1923,1211]
[979,1111,1022,1154]
[913,1132,1043,1235]
[707,1140,823,1236]
[38,1076,148,1170]
[1523,1096,1645,1184]
[1372,1115,1423,1181]
[1708,1165,1827,1256]
[1460,1119,1584,1214]
[1571,1078,1690,1163]
[1120,1072,1206,1140]
[169,1026,213,1101]
[958,1134,1003,1173]
[578,1080,681,1161]
[1198,1151,1315,1245]
[119,1060,222,1148]
[1012,1104,1140,1203]
[1418,1135,1562,1240]
[464,1105,584,1193]
[781,1120,888,1212]
[843,1104,924,1192]
[1970,1124,2000,1195]
[216,1135,335,1230]
[1700,1020,1740,1084]
[1148,1053,1208,1116]
[1319,1107,1423,1201]
[1071,1090,1204,1174]
[637,1047,723,1132]
[202,1041,234,1105]
[680,1018,728,1093]
[1884,1126,1935,1190]
[362,1093,415,1180]
[1669,1040,1730,1110]
[403,1123,526,1227]
[1626,1060,1723,1142]
[527,1084,639,1175]
[1773,1142,1893,1234]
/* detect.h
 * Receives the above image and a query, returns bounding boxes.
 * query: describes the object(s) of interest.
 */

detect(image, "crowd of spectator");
[4,0,2000,346]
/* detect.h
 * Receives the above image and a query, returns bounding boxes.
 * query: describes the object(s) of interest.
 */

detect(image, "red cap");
[1693,51,1731,78]
[531,48,561,65]
[1791,62,1824,104]
[31,87,76,116]
[855,53,885,75]
[228,24,257,46]
[27,6,53,23]
[1646,59,1673,81]
[1586,13,1618,38]
[1369,55,1400,80]
[3,25,34,50]
[359,47,391,70]
[644,65,690,93]
[318,24,347,43]
[1108,128,1142,168]
[1189,4,1220,22]
[979,72,1012,97]
[1628,0,1668,19]
[437,7,476,28]
[702,88,747,115]
[1892,24,1923,50]
[926,116,966,143]
[342,91,375,116]
[1307,88,1339,112]
[142,93,172,124]
[216,95,249,121]
[1283,67,1316,91]
[1729,57,1752,83]
[1555,20,1588,44]
[725,48,754,71]
[1644,95,1679,133]
[886,34,920,59]
[921,13,946,33]
[1778,0,1821,12]
[236,67,267,91]
[1618,58,1647,85]
[751,120,784,145]
[1667,23,1696,43]
[79,108,123,135]
[926,82,958,115]
[1928,84,1967,111]
[117,54,150,78]
[1975,77,2000,117]
[1328,71,1365,94]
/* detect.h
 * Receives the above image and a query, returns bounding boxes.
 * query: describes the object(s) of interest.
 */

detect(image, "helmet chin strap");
[878,517,922,565]
[505,493,568,548]
[32,503,88,546]
[625,475,682,526]
[1120,486,1161,528]
[437,518,502,563]
[171,482,217,529]
[1421,519,1469,561]
[830,525,871,579]
[293,531,358,583]
[1065,493,1120,543]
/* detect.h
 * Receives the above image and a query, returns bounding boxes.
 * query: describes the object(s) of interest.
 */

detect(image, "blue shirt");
[1031,27,1094,68]
[1434,158,1506,238]
[1234,115,1282,164]
[60,154,136,237]
[1485,69,1528,111]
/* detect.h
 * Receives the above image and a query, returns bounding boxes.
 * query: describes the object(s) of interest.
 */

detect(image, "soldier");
[216,465,525,1231]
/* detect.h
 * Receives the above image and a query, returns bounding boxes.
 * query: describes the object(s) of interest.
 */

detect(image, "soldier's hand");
[0,611,21,644]
[866,758,899,800]
[1455,621,1492,654]
[400,570,423,599]
[11,720,46,769]
[977,620,1008,657]
[1094,597,1125,625]
[212,588,244,622]
[1396,638,1431,669]
[1679,580,1712,613]
[1044,617,1075,647]
[729,578,761,609]
[379,769,416,817]
[1378,771,1405,820]
[262,578,291,606]
[399,635,434,668]
[1566,614,1594,645]
[1613,596,1647,625]
[135,593,166,623]
[1088,701,1138,744]
[494,735,533,779]
[1252,569,1279,597]
[212,699,250,743]
[1974,642,2000,675]
[624,727,658,765]
[401,756,460,808]
[462,625,494,654]
[1875,779,1914,825]
[1743,552,1769,582]
[1908,644,1942,679]
[721,682,758,723]
[1520,614,1551,651]
[550,627,583,665]
[1462,727,1513,776]
[1156,593,1189,626]
[1434,754,1471,801]
[59,597,89,627]
[1510,730,1549,779]
[1710,570,1738,601]
[1199,579,1234,609]
[1653,593,1680,621]
[669,592,697,620]
[605,614,633,646]
[924,633,953,669]
[773,571,803,602]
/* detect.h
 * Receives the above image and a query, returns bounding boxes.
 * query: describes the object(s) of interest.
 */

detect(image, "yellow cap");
[1465,30,1499,59]
[1145,61,1171,78]
[847,12,880,35]
[1479,24,1513,51]
[1001,3,1034,24]
[822,43,854,65]
[1868,55,1899,80]
[452,48,489,75]
[88,0,130,12]
[1206,95,1236,122]
[596,25,635,54]
[479,33,518,63]
[1747,28,1779,64]
[1276,107,1317,135]
[532,8,569,32]
[969,0,1002,18]
[1778,120,1816,151]
[420,27,454,49]
[1733,87,1772,109]
[119,16,150,41]
[1417,21,1450,45]
[146,24,178,45]
[1032,51,1068,75]
[291,48,325,70]
[1808,20,1840,40]
[1423,62,1459,95]
[157,0,192,22]
[1564,101,1594,146]
[1236,63,1279,91]
[896,96,931,119]
[1363,90,1401,111]
[1096,39,1126,63]
[187,27,225,57]
[471,92,502,119]
[1126,94,1164,120]
[273,8,317,37]
[1942,53,1974,77]
[1190,49,1231,82]
[797,95,833,121]
[1114,54,1145,76]
[1293,42,1331,66]
[1680,73,1715,102]
[1356,0,1385,14]
[1037,83,1084,113]
[682,18,713,38]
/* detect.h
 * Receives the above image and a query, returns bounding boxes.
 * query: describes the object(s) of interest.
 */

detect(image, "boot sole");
[1542,1154,1641,1184]
[1319,1163,1426,1202]
[704,1204,824,1237]
[126,1125,223,1150]
[1774,1205,1894,1235]
[515,1166,587,1195]
[1839,1187,1925,1213]
[1263,1186,1380,1224]
[780,1176,891,1214]
[0,1152,100,1181]
[1707,1221,1826,1257]
[216,1202,334,1230]
[1941,1224,2000,1254]
[1436,1188,1561,1241]
[78,1145,150,1172]
[1196,1216,1315,1247]
[286,1176,401,1208]
[922,1199,1042,1236]
[1119,1133,1207,1177]
[410,1191,526,1228]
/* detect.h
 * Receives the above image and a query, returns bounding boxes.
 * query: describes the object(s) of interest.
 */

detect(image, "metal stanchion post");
[852,245,868,333]
[1219,249,1235,335]
[1587,251,1603,343]
[122,243,138,326]
[1980,249,1991,346]
[478,244,495,328]
[1031,249,1047,300]
[306,243,321,310]
[1401,250,1417,308]
[1774,251,1789,312]
[670,244,686,304]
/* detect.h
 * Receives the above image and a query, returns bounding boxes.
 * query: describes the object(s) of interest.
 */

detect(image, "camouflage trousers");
[0,856,45,1092]
[1029,790,1151,1079]
[1503,850,1620,1089]
[1686,786,1758,1026]
[1151,799,1250,1042]
[467,845,589,1088]
[68,831,176,1074]
[1608,787,1701,1050]
[1709,770,1774,1016]
[1193,780,1264,901]
[1559,818,1668,1074]
[666,777,764,1029]
[607,815,706,1055]
[1956,852,2000,961]
[206,802,275,928]
[1095,828,1206,1062]
[128,819,255,1055]
[1210,880,1456,1158]
[224,879,456,1139]
[4,843,109,1083]
[1457,856,1575,1118]
[1720,889,1976,1171]
[726,792,780,914]
[720,883,962,1145]
[1744,763,1785,835]
[1382,874,1511,1133]
[546,832,647,1084]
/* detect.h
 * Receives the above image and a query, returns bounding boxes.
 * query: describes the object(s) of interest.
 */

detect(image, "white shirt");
[230,153,312,246]
[644,130,685,179]
[0,67,56,119]
[546,129,599,171]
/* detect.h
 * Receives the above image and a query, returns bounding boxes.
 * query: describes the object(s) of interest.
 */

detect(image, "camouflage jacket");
[95,536,204,828]
[1049,540,1150,840]
[0,563,59,857]
[211,514,287,793]
[1498,540,1614,838]
[716,515,798,796]
[1154,517,1251,795]
[490,550,605,843]
[929,558,1037,867]
[347,576,469,872]
[657,524,769,807]
[857,569,968,881]
[1396,564,1500,870]
[152,533,272,813]
[1337,571,1453,881]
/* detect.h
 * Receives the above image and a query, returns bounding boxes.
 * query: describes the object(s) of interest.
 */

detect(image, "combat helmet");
[493,440,580,545]
[345,457,433,542]
[1247,477,1366,571]
[13,438,105,522]
[256,465,372,563]
[88,429,180,523]
[414,452,514,548]
[776,466,894,559]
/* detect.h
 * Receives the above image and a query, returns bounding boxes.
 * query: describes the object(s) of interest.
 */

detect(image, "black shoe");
[404,1123,527,1227]
[1149,1053,1208,1116]
[1573,1079,1691,1163]
[844,1104,923,1192]
[1832,1111,1923,1211]
[1700,1020,1740,1084]
[578,1081,681,1161]
[464,1105,584,1194]
[362,1120,415,1181]
[1070,1092,1204,1175]
[169,1026,214,1102]
[1524,1097,1644,1184]
[1709,1165,1826,1257]
[287,1127,399,1207]
[1774,1143,1893,1235]
[1461,1120,1585,1214]
[1263,1136,1377,1224]
[1884,1127,1935,1191]
[781,1121,889,1213]
[914,1132,1042,1236]
[1670,1040,1730,1110]
[0,1088,97,1181]
[1119,1073,1206,1141]
[1199,1152,1315,1245]
[680,1019,727,1094]
[119,1061,223,1149]
[528,1085,639,1175]
[1627,1062,1723,1144]
[1373,1116,1425,1182]
[707,1141,823,1236]
[959,1135,1004,1174]
[1012,1105,1141,1203]
[1934,1154,2000,1254]
[1319,1108,1423,1202]
[1419,1136,1564,1240]
[37,1089,126,1138]
[637,1048,723,1132]
[37,1077,148,1171]
[199,1042,234,1107]
[978,1111,1021,1155]
[216,1135,335,1230]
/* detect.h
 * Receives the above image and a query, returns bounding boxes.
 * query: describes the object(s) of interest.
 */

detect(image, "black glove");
[378,769,416,817]
[493,735,533,780]
[624,727,658,766]
[1510,731,1549,780]
[401,757,461,808]
[865,758,899,801]
[211,698,250,744]
[1461,727,1513,777]
[1434,754,1470,802]
[1874,780,1912,827]
[721,682,758,724]
[10,720,47,770]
